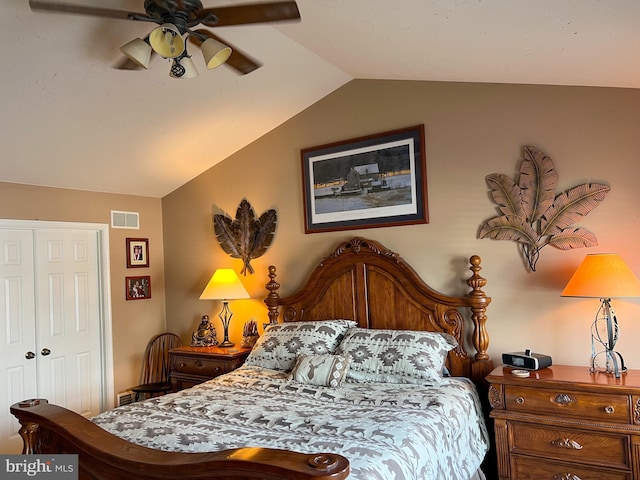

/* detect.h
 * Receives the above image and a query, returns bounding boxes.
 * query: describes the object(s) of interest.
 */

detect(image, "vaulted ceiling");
[2,0,639,198]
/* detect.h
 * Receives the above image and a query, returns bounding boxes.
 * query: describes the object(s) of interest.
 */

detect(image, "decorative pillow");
[291,354,351,387]
[335,328,457,384]
[244,319,357,371]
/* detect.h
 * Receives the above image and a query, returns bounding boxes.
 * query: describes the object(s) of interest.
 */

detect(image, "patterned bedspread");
[93,366,489,480]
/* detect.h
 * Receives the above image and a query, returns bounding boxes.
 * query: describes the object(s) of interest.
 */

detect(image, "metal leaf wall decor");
[213,199,277,275]
[478,146,610,272]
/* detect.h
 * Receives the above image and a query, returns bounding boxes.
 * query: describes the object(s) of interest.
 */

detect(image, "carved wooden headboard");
[264,237,493,387]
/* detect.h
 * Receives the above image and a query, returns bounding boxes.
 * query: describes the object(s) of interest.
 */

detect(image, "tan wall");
[163,79,640,370]
[0,182,166,398]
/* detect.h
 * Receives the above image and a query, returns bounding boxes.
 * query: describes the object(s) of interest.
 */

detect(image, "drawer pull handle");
[214,367,221,372]
[604,405,615,414]
[195,360,204,368]
[515,396,525,404]
[553,474,582,480]
[553,393,572,406]
[551,438,583,450]
[179,363,186,368]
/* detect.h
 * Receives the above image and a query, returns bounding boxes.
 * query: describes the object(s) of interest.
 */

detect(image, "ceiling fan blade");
[191,29,261,75]
[29,0,144,20]
[199,1,300,27]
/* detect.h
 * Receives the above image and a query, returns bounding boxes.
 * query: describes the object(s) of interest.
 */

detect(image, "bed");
[11,236,494,480]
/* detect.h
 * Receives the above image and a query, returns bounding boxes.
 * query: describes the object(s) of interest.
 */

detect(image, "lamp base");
[590,298,626,378]
[590,350,627,377]
[218,301,235,348]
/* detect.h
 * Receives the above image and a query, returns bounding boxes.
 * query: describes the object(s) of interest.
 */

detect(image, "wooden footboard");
[10,399,350,480]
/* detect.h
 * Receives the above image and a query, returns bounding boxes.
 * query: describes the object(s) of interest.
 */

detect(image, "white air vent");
[117,391,136,407]
[111,210,139,229]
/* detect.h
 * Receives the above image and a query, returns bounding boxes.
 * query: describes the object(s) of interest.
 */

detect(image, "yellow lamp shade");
[199,269,249,300]
[120,38,152,69]
[149,23,185,59]
[561,253,640,298]
[201,37,232,69]
[170,56,199,79]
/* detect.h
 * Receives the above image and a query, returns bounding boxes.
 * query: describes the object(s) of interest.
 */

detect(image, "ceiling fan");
[29,0,301,77]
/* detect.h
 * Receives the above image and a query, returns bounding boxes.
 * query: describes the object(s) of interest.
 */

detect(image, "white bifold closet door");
[0,223,111,453]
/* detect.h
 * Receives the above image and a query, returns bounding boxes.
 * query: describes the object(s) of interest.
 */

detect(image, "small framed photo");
[301,125,428,233]
[126,238,149,268]
[125,275,151,300]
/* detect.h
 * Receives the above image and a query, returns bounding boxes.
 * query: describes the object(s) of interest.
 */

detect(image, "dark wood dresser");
[169,346,251,391]
[487,364,640,480]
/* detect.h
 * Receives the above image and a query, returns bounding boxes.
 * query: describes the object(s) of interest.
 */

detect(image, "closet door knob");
[41,348,51,356]
[25,351,35,359]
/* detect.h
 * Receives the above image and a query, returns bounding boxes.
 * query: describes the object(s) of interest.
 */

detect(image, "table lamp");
[561,253,640,378]
[199,268,250,347]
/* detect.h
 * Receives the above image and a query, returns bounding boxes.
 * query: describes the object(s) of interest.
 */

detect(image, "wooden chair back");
[139,332,182,385]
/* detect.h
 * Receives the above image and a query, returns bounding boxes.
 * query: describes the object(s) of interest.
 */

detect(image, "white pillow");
[245,319,357,371]
[335,328,456,384]
[291,354,351,387]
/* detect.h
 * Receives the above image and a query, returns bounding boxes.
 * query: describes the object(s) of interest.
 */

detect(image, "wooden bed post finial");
[467,255,487,297]
[265,265,281,325]
[466,255,493,381]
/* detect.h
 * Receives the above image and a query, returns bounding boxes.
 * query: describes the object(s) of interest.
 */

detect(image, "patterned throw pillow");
[245,319,357,371]
[291,354,351,387]
[335,328,457,384]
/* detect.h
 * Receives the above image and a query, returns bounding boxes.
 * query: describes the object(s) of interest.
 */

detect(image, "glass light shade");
[201,37,232,69]
[561,253,640,298]
[149,23,185,59]
[170,56,199,79]
[119,38,152,69]
[199,269,249,300]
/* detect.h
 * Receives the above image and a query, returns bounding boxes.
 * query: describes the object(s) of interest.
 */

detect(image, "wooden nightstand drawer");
[505,385,630,424]
[511,422,629,469]
[173,355,231,377]
[169,346,251,392]
[487,366,640,480]
[511,455,631,480]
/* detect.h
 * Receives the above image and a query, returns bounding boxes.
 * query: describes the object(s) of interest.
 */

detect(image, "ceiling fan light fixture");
[201,37,232,69]
[119,37,152,69]
[29,0,300,76]
[149,23,185,59]
[170,55,199,79]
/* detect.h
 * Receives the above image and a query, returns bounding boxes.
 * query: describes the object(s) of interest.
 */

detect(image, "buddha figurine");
[190,315,219,347]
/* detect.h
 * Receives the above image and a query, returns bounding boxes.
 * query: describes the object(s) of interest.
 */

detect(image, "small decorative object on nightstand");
[169,345,251,391]
[240,317,259,348]
[487,364,640,480]
[190,315,218,347]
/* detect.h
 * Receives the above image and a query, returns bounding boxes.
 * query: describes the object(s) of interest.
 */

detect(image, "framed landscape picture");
[301,125,428,233]
[125,275,151,300]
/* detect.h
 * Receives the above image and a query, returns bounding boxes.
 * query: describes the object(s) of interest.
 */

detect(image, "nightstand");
[169,346,251,391]
[487,365,640,480]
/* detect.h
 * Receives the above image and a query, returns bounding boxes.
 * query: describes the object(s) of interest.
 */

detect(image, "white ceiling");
[2,0,639,198]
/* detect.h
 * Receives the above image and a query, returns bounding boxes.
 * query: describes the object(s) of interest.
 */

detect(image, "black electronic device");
[502,349,552,370]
